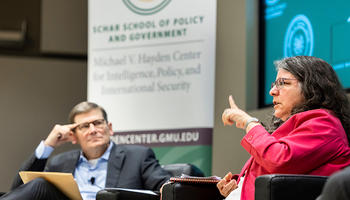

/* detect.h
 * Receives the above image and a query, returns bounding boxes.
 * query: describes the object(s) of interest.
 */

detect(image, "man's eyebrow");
[76,118,104,125]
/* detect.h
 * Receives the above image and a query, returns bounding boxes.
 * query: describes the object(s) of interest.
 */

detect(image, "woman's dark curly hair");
[267,56,350,142]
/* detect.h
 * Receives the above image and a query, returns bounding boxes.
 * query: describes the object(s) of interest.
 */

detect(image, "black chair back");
[255,174,328,200]
[162,163,205,177]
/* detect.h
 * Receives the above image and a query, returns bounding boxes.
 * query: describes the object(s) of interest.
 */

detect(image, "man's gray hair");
[68,101,108,123]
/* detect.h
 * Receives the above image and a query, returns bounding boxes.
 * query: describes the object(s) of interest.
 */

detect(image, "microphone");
[90,177,95,185]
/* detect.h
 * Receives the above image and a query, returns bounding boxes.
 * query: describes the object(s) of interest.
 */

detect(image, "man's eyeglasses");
[75,119,106,132]
[271,78,297,90]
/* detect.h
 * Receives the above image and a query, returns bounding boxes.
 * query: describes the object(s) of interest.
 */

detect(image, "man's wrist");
[35,140,54,159]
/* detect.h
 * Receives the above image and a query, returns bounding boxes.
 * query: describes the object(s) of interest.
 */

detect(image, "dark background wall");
[0,0,87,191]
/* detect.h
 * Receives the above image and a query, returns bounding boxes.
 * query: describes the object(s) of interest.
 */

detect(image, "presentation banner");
[88,0,216,175]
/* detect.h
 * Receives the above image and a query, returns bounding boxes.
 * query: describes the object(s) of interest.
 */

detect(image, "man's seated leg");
[0,178,69,200]
[317,166,350,200]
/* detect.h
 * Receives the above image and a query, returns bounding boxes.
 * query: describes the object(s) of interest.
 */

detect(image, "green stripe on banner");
[152,145,212,176]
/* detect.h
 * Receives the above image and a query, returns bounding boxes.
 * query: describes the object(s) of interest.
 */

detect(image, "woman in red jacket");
[217,56,350,200]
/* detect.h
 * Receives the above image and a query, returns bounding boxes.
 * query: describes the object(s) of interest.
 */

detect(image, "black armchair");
[161,180,223,200]
[159,163,223,200]
[255,174,328,200]
[162,173,329,200]
[96,163,207,200]
[96,188,159,200]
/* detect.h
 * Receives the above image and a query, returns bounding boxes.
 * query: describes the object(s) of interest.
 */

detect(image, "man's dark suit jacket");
[10,142,171,192]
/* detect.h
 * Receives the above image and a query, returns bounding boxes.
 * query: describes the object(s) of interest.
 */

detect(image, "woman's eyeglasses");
[271,78,297,90]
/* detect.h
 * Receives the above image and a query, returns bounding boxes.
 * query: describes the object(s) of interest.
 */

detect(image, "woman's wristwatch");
[244,117,259,129]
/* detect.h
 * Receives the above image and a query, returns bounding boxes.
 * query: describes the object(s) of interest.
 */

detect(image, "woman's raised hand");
[222,95,251,129]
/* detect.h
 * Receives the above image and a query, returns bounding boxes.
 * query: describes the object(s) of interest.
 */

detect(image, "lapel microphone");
[90,177,95,185]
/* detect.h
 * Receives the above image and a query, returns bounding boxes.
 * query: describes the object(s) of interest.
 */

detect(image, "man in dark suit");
[317,166,350,200]
[1,102,171,200]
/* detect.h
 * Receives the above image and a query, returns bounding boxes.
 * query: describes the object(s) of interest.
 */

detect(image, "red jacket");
[238,109,350,200]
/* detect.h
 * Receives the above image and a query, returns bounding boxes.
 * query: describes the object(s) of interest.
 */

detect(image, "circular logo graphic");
[123,0,171,15]
[265,0,280,6]
[284,15,314,57]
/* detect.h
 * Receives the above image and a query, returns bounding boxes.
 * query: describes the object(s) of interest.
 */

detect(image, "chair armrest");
[96,188,160,200]
[255,174,328,200]
[161,182,223,200]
